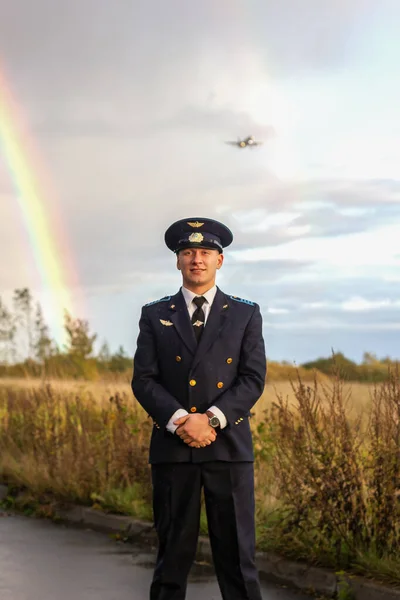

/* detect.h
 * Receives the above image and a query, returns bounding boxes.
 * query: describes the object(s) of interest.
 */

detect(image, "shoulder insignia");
[144,296,172,307]
[229,295,255,306]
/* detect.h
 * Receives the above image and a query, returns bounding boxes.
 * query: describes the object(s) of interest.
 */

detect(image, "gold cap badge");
[188,232,204,243]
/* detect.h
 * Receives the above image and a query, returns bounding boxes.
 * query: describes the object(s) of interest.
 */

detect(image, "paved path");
[0,511,312,600]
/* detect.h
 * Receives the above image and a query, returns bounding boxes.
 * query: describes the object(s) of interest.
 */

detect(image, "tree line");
[0,288,131,379]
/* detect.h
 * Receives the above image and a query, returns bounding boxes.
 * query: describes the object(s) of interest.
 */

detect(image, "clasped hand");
[174,414,217,448]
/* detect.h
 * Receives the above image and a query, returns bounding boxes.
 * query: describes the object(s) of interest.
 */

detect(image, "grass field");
[0,372,399,585]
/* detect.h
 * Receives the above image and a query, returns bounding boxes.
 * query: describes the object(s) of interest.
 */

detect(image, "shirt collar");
[181,285,217,308]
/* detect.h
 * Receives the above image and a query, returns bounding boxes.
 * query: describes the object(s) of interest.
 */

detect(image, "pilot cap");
[165,217,233,254]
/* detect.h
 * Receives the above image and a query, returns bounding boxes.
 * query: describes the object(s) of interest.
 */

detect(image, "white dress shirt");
[166,285,227,433]
[180,285,217,324]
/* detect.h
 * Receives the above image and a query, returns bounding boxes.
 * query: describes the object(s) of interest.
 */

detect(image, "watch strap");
[206,410,220,428]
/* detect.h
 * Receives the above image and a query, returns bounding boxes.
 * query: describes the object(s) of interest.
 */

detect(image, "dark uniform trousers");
[132,288,267,600]
[151,461,261,600]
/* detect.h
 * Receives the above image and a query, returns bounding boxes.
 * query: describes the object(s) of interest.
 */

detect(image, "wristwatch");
[206,410,220,429]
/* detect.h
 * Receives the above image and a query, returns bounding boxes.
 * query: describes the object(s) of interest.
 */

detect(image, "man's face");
[176,247,224,289]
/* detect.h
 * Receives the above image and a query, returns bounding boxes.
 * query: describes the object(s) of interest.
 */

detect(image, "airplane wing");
[225,141,240,146]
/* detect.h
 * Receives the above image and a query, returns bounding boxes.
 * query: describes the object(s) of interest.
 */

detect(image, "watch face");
[210,416,220,428]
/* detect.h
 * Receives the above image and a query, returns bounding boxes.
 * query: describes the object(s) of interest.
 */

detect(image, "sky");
[1,0,400,363]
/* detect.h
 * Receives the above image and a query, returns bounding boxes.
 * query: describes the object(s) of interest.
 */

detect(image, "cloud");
[265,320,400,332]
[341,297,400,312]
[249,0,381,75]
[0,0,381,93]
[162,105,275,139]
[1,0,400,361]
[231,227,393,266]
[261,294,400,334]
[33,104,276,145]
[267,307,290,315]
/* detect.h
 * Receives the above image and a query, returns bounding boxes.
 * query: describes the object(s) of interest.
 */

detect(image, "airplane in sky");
[225,135,263,148]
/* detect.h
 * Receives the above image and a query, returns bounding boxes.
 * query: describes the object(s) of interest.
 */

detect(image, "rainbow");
[0,66,78,344]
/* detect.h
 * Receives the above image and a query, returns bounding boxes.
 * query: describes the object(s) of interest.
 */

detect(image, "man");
[131,217,267,600]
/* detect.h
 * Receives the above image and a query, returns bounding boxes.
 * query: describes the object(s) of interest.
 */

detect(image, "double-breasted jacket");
[131,287,266,464]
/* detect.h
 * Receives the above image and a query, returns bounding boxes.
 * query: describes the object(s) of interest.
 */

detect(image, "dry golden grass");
[1,370,400,583]
[0,376,375,420]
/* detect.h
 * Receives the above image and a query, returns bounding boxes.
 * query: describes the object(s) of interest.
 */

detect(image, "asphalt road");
[0,510,312,600]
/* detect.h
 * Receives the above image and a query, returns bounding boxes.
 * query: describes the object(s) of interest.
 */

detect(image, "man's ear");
[176,255,181,271]
[217,253,224,269]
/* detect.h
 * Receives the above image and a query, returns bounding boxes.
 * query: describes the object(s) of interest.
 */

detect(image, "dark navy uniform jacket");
[131,287,266,464]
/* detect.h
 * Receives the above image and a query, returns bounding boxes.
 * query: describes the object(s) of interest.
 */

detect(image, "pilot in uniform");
[131,217,267,600]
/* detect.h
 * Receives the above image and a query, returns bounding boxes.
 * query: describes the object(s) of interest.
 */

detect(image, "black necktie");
[191,296,206,342]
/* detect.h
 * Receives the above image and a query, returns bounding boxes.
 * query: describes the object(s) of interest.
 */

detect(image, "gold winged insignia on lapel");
[160,319,174,327]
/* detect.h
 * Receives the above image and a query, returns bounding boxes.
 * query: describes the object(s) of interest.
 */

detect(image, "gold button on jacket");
[189,379,197,387]
[176,356,182,362]
[226,358,233,364]
[217,381,224,389]
[190,407,197,413]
